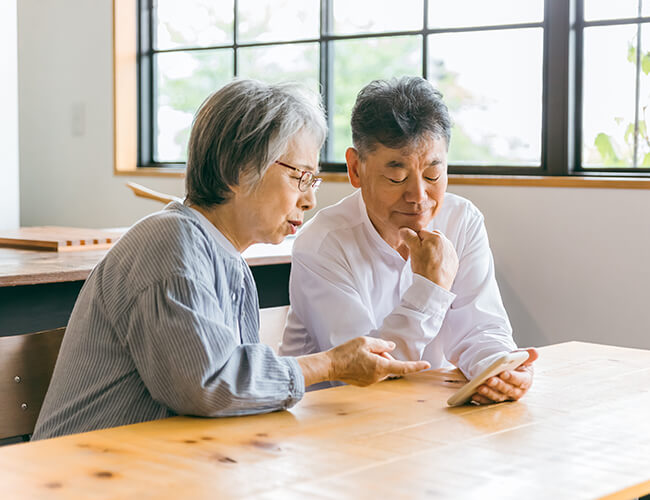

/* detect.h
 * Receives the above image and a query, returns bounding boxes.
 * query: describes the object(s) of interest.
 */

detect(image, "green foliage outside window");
[592,42,650,167]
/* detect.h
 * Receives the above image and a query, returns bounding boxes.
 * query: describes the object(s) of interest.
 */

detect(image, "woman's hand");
[297,336,430,387]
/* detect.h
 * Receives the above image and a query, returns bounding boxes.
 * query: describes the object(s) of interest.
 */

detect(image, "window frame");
[118,0,650,181]
[573,0,650,176]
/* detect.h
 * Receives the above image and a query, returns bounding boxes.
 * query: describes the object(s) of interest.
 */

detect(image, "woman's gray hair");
[185,79,327,207]
[350,76,451,157]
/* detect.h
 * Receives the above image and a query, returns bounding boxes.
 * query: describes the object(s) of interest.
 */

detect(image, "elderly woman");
[32,79,429,440]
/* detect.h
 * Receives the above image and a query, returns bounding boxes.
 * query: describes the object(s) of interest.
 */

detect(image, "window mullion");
[233,0,239,76]
[633,0,643,166]
[544,0,575,175]
[320,0,334,162]
[137,0,154,166]
[422,0,428,79]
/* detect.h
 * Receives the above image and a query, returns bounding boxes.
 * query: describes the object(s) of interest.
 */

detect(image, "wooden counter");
[0,238,293,336]
[1,341,649,499]
[0,238,293,287]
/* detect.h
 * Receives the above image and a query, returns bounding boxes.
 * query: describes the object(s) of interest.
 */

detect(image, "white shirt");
[280,189,517,380]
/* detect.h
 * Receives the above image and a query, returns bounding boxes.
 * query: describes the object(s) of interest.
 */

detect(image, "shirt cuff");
[280,356,306,408]
[466,351,507,379]
[402,273,456,317]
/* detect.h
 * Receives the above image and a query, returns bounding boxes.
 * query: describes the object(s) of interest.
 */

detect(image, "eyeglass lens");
[298,172,313,191]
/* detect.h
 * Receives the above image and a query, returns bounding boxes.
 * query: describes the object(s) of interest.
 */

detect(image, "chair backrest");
[259,306,289,354]
[0,327,65,440]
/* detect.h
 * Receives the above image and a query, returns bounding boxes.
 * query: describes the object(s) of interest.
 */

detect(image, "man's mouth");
[396,211,427,217]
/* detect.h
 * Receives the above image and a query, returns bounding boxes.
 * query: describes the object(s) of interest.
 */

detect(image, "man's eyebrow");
[385,160,405,168]
[429,158,442,166]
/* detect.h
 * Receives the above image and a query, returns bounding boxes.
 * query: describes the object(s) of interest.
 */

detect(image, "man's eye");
[425,176,441,182]
[386,176,406,184]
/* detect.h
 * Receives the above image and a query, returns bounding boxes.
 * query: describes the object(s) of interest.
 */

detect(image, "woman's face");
[237,130,320,245]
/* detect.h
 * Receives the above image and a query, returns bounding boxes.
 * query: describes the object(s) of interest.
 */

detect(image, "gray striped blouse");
[32,202,304,440]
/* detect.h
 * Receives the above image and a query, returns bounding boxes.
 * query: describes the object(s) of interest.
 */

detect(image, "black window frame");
[136,0,650,178]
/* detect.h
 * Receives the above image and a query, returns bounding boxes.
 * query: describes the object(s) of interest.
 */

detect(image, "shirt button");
[231,293,237,301]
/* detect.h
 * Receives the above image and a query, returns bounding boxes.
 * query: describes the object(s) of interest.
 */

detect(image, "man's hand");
[399,227,459,290]
[471,348,539,405]
[298,337,430,387]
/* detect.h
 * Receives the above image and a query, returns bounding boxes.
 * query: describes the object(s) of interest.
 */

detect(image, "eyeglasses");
[275,161,322,192]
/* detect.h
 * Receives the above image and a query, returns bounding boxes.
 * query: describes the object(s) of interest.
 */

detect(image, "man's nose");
[403,176,427,204]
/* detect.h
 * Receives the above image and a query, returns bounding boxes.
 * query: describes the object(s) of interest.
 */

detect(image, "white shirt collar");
[355,190,408,262]
[189,206,241,259]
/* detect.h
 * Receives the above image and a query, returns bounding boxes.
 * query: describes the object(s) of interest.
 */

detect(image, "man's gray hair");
[186,79,327,206]
[350,76,451,156]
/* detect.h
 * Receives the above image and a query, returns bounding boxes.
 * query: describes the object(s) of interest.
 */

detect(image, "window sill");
[323,173,650,189]
[115,169,650,189]
[114,167,185,178]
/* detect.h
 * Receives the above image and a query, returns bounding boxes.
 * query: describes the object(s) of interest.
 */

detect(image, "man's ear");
[346,147,362,189]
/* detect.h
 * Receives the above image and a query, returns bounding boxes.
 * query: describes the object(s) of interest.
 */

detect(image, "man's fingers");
[499,369,532,390]
[522,347,539,366]
[476,383,508,402]
[471,393,493,405]
[416,228,444,240]
[512,347,539,367]
[399,227,420,248]
[487,375,525,400]
[384,359,430,375]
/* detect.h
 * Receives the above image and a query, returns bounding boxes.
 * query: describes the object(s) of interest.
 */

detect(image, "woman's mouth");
[287,220,302,234]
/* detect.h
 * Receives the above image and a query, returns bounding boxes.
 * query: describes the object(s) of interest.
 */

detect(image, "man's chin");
[394,218,429,233]
[393,211,434,233]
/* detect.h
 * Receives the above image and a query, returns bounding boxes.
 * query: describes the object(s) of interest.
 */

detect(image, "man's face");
[346,135,448,250]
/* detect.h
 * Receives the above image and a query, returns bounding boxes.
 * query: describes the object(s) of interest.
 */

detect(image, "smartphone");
[446,351,530,407]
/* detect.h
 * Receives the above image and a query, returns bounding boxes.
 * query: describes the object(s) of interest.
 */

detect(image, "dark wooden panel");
[251,263,291,308]
[0,264,292,336]
[0,282,83,337]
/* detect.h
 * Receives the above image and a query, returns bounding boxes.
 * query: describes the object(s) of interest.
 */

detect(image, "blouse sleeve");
[120,273,304,417]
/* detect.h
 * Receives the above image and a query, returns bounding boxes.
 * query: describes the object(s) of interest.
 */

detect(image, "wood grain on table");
[0,341,648,499]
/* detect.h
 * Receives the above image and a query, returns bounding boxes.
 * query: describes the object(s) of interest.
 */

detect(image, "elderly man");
[280,76,537,405]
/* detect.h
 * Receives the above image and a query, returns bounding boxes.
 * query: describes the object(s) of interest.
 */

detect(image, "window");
[133,0,650,178]
[579,0,650,172]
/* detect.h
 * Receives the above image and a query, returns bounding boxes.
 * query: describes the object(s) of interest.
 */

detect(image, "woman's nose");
[300,186,317,211]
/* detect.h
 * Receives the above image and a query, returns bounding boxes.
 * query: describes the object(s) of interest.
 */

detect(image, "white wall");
[17,0,650,350]
[0,0,20,230]
[18,0,183,229]
[449,185,650,350]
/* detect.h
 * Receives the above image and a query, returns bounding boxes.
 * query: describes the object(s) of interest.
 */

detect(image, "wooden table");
[1,341,648,499]
[0,238,293,336]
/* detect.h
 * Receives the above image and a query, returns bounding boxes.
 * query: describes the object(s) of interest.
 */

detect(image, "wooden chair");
[259,306,289,354]
[0,327,65,442]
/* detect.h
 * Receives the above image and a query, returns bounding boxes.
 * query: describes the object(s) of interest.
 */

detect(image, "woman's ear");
[346,148,362,188]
